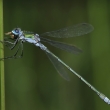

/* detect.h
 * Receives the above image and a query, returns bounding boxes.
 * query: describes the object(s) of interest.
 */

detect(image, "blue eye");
[15,29,19,33]
[12,28,21,36]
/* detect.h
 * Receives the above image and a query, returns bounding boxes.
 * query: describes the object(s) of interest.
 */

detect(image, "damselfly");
[0,23,110,104]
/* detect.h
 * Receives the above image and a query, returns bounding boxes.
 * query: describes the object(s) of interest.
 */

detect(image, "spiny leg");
[10,41,23,59]
[19,41,23,58]
[10,37,20,50]
[0,41,23,60]
[0,38,19,50]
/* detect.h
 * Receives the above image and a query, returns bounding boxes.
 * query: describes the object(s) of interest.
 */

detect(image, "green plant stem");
[0,0,5,110]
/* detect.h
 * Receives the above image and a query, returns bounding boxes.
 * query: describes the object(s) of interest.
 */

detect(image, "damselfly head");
[5,28,21,39]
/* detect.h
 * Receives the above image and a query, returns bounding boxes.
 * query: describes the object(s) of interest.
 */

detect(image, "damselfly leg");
[0,39,23,60]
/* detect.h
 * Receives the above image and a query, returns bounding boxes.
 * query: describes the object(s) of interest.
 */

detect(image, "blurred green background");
[2,0,110,110]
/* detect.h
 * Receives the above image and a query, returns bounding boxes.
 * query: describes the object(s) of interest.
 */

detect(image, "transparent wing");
[41,37,82,54]
[45,50,70,81]
[40,23,94,38]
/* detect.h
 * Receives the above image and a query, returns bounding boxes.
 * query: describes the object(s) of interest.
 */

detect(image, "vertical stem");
[0,0,5,110]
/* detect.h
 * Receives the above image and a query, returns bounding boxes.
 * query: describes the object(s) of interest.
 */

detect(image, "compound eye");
[15,28,19,33]
[12,28,21,36]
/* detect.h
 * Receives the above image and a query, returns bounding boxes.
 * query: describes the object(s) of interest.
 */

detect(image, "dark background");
[3,0,110,110]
